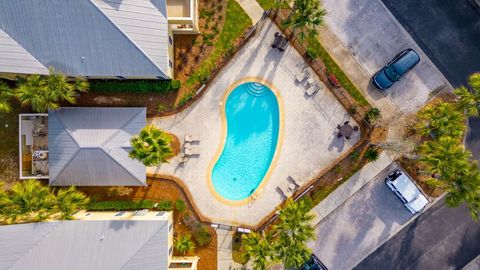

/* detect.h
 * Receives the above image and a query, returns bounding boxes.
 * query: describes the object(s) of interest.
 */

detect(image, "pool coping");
[206,77,285,207]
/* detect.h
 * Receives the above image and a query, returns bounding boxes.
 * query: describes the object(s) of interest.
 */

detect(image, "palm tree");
[175,234,195,255]
[419,136,471,182]
[129,125,173,166]
[416,101,465,139]
[1,180,56,223]
[274,198,315,268]
[0,81,13,113]
[242,231,276,270]
[55,186,90,220]
[283,0,327,42]
[364,147,379,162]
[454,73,480,117]
[15,68,88,112]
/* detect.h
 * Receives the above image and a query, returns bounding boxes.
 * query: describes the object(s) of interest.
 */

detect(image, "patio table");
[339,124,353,138]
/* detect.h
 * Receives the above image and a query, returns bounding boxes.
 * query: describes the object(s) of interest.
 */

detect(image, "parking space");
[309,163,414,270]
[321,0,450,112]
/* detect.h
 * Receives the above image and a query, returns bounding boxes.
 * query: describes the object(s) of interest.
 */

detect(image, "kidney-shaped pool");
[211,81,280,201]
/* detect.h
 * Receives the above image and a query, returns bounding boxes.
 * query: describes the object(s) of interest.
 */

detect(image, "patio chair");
[288,175,303,186]
[279,185,293,198]
[295,68,310,82]
[185,146,200,156]
[185,134,198,143]
[305,83,319,96]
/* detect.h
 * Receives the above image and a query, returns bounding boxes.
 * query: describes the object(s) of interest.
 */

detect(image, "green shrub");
[156,200,173,211]
[156,104,170,113]
[365,107,381,124]
[364,147,380,162]
[86,200,154,211]
[175,199,186,212]
[299,196,314,210]
[89,80,180,93]
[182,213,212,247]
[350,150,360,161]
[194,227,212,247]
[334,164,343,174]
[306,45,320,60]
[178,91,195,107]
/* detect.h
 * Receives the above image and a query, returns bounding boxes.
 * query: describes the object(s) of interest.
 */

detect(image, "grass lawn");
[185,0,252,88]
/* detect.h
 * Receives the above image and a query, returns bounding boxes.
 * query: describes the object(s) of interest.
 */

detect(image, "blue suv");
[372,48,420,90]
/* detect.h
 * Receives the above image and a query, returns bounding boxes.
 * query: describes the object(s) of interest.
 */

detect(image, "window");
[168,35,173,45]
[169,245,173,255]
[169,222,173,232]
[169,60,173,68]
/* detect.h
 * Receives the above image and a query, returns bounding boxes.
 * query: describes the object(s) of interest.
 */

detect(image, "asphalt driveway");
[309,164,414,270]
[354,198,480,270]
[379,0,480,160]
[321,0,449,113]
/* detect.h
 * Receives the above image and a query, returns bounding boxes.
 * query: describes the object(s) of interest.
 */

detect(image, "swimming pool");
[211,82,280,201]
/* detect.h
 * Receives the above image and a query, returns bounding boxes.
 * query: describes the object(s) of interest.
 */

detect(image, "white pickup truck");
[385,169,429,214]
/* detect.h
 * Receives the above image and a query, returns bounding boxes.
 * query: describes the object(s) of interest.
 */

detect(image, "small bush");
[89,80,180,93]
[178,91,195,107]
[348,105,358,114]
[156,200,173,211]
[350,150,360,161]
[364,147,380,162]
[194,227,212,247]
[86,200,154,211]
[182,213,212,247]
[156,104,170,113]
[175,199,186,212]
[365,107,381,124]
[299,196,314,210]
[306,45,320,60]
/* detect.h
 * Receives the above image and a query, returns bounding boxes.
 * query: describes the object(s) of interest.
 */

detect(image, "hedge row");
[89,79,181,93]
[86,200,155,211]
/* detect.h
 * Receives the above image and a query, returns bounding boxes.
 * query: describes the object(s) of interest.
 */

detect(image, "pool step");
[245,82,268,97]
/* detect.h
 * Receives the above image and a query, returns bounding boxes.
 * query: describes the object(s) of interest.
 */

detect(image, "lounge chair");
[185,146,200,156]
[295,68,310,82]
[185,135,198,143]
[279,185,293,198]
[288,175,303,186]
[305,83,319,96]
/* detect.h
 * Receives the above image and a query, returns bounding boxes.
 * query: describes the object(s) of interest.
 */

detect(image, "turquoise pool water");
[211,82,280,201]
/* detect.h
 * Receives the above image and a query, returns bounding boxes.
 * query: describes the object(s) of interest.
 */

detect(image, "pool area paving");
[148,20,360,227]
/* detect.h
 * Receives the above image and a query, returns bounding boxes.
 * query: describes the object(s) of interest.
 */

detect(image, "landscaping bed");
[78,178,217,270]
[173,0,252,105]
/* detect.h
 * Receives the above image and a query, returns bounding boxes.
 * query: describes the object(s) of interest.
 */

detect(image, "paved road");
[354,199,480,270]
[310,163,413,270]
[379,0,480,159]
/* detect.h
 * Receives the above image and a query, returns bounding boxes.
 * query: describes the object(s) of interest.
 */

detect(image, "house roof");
[0,0,169,78]
[48,107,147,186]
[0,220,169,270]
[0,28,48,75]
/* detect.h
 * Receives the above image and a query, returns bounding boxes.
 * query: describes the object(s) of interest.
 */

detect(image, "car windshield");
[384,66,400,81]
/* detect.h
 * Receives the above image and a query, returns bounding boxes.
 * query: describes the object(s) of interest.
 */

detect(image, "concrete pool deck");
[148,20,360,227]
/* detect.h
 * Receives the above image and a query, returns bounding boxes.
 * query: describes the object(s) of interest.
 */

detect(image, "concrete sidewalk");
[217,229,244,270]
[310,152,393,226]
[235,0,264,23]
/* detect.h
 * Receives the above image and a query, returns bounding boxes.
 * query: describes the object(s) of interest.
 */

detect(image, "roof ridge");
[119,221,169,270]
[7,222,63,270]
[88,0,168,78]
[100,108,145,147]
[99,148,146,186]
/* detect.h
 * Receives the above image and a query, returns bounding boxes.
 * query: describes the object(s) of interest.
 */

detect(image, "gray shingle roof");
[0,0,169,78]
[0,220,169,270]
[48,107,147,186]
